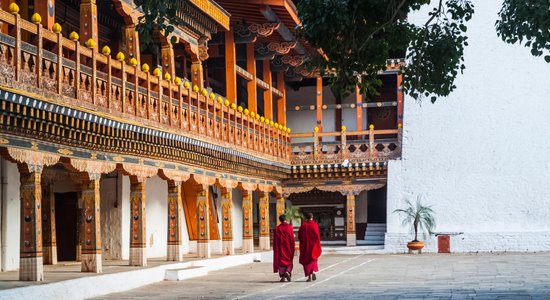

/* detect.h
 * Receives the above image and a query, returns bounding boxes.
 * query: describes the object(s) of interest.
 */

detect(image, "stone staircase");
[364,223,386,245]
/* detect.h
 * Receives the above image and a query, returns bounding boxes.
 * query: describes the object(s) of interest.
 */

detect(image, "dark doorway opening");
[55,192,78,261]
[367,186,387,223]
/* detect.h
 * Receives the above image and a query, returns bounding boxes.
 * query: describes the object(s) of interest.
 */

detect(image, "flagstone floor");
[94,252,550,299]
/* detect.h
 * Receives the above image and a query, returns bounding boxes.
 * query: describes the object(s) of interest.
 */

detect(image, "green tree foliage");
[496,0,550,63]
[297,0,474,103]
[133,0,549,102]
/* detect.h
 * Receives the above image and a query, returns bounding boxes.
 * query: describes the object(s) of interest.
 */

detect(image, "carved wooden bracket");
[7,147,60,173]
[267,41,297,55]
[234,22,280,43]
[282,183,386,197]
[122,162,158,183]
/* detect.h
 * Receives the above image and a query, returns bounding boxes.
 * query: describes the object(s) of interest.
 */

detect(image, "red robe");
[273,222,295,273]
[298,219,322,276]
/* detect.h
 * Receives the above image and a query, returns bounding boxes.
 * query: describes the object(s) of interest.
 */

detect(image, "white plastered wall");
[145,176,168,258]
[0,159,20,271]
[386,0,550,253]
[232,189,243,250]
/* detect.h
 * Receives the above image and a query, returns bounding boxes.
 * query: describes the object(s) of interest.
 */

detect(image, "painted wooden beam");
[80,0,99,45]
[35,0,55,30]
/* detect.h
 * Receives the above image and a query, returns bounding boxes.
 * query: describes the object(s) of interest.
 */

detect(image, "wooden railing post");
[36,20,43,88]
[91,47,97,105]
[120,61,126,113]
[106,54,112,109]
[56,30,63,95]
[75,41,80,100]
[13,13,21,82]
[369,125,375,158]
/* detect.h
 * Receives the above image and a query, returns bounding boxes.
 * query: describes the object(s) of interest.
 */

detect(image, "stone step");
[165,266,209,281]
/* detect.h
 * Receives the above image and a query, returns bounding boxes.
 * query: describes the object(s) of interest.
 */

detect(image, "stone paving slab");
[94,252,550,300]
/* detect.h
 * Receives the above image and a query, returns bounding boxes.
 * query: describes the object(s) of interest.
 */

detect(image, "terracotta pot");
[407,241,425,250]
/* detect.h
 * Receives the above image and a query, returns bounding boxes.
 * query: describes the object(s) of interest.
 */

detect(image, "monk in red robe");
[273,214,295,282]
[298,212,322,282]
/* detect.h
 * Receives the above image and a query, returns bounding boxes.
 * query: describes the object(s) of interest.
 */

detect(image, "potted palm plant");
[393,196,435,252]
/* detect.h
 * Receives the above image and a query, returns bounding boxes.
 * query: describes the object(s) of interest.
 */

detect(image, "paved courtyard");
[94,252,550,299]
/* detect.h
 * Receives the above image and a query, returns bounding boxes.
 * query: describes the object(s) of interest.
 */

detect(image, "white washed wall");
[232,189,244,249]
[0,160,20,271]
[386,0,550,253]
[145,176,168,258]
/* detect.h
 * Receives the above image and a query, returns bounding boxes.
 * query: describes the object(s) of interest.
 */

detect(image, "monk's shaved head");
[305,212,313,220]
[279,214,286,222]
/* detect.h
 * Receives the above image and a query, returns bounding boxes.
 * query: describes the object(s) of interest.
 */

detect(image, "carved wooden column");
[316,76,323,131]
[259,192,270,250]
[225,28,237,103]
[242,191,254,253]
[346,194,357,246]
[167,181,184,261]
[130,180,147,266]
[41,184,57,265]
[80,0,99,45]
[81,177,102,273]
[35,0,55,30]
[161,43,175,80]
[276,196,285,220]
[246,43,257,112]
[356,83,363,131]
[263,60,273,120]
[124,25,140,62]
[221,188,234,255]
[276,72,286,126]
[197,185,211,258]
[19,169,44,281]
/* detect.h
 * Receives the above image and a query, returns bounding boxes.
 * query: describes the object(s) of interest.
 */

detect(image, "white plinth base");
[81,253,102,273]
[197,241,211,258]
[346,234,357,246]
[129,247,147,266]
[242,238,254,253]
[222,240,235,255]
[259,236,270,250]
[167,244,185,261]
[19,257,44,281]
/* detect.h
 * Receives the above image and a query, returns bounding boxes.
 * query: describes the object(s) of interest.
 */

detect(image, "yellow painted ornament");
[283,126,287,131]
[152,68,161,77]
[193,85,199,93]
[265,118,270,125]
[201,89,208,96]
[184,81,190,89]
[255,114,260,120]
[69,31,79,42]
[270,120,274,127]
[398,123,402,128]
[164,73,171,81]
[369,124,375,130]
[274,122,279,128]
[217,96,223,104]
[260,116,265,122]
[9,3,19,14]
[341,125,347,132]
[52,23,62,34]
[287,128,291,133]
[231,103,237,110]
[250,111,256,118]
[101,45,111,56]
[85,38,95,49]
[244,108,249,115]
[115,52,125,62]
[129,57,138,67]
[314,126,319,132]
[209,93,215,100]
[175,77,182,85]
[224,99,230,106]
[31,13,42,24]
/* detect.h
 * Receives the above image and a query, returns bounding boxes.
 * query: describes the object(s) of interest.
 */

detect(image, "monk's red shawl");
[273,222,295,272]
[298,220,322,266]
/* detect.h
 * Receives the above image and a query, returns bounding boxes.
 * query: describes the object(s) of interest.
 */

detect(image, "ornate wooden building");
[0,0,402,281]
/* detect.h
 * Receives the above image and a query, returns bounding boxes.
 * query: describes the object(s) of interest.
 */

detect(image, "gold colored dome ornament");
[69,31,79,42]
[116,52,125,62]
[102,45,111,56]
[129,57,138,67]
[9,3,19,14]
[52,23,62,34]
[85,38,95,49]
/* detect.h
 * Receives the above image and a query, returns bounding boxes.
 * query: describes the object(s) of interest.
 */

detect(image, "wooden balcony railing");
[0,8,290,163]
[290,128,402,166]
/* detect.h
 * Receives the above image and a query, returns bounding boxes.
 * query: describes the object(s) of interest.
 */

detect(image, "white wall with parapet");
[386,0,550,253]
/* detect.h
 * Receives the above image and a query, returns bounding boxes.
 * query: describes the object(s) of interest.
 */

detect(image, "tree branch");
[357,0,408,52]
